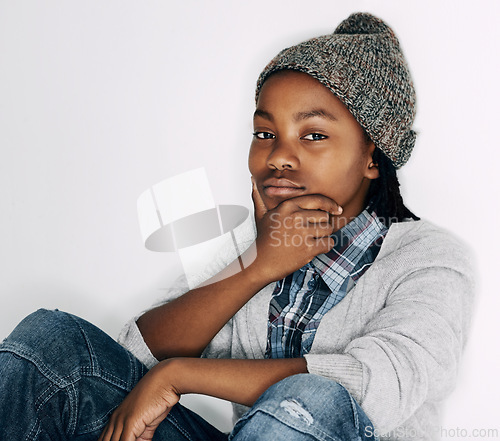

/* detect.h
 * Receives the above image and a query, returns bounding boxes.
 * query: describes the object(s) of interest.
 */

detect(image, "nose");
[266,139,299,170]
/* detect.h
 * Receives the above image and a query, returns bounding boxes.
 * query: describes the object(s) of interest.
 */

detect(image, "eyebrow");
[253,109,273,121]
[253,108,338,122]
[293,109,338,122]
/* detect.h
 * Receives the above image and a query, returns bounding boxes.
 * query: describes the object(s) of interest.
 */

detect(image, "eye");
[253,131,275,140]
[302,133,327,141]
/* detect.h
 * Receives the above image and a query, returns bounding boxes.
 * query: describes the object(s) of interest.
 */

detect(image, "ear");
[364,142,380,180]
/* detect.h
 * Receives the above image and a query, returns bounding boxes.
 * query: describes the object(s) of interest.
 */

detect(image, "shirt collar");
[311,209,388,292]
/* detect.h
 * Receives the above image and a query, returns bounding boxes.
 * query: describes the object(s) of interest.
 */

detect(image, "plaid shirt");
[265,209,388,359]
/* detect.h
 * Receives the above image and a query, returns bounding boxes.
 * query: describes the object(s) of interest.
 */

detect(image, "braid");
[366,147,419,227]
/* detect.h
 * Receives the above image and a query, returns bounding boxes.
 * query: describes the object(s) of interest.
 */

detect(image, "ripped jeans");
[0,309,377,440]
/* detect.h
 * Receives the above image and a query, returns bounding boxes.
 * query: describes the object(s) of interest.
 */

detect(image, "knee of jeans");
[258,374,358,424]
[2,309,87,359]
[4,309,58,340]
[266,373,348,401]
[6,308,62,336]
[232,375,370,440]
[3,309,145,393]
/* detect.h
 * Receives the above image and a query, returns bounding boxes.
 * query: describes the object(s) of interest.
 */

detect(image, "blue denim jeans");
[0,309,377,440]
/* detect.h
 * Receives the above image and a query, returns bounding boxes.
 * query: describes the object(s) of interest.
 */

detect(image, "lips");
[262,177,305,198]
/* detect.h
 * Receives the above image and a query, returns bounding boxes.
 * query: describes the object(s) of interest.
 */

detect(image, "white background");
[1,0,499,436]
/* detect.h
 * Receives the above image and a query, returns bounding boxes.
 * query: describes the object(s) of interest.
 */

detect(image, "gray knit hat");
[256,12,416,169]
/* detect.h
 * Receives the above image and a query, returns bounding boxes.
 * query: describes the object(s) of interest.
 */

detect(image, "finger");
[98,421,113,441]
[288,210,333,233]
[120,423,139,441]
[311,223,335,238]
[288,194,343,215]
[301,211,333,227]
[99,413,124,441]
[251,177,268,220]
[308,226,333,240]
[110,420,125,441]
[309,235,336,253]
[135,408,170,441]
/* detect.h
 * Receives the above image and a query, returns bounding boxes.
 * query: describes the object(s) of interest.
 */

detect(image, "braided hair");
[366,147,420,227]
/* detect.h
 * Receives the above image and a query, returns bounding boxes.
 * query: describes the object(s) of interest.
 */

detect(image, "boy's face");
[249,70,378,226]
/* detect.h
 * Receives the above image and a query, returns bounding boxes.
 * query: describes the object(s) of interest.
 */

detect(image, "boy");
[0,12,473,441]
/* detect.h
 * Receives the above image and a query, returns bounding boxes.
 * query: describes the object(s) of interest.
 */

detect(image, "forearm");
[136,250,270,360]
[98,356,308,440]
[165,357,308,407]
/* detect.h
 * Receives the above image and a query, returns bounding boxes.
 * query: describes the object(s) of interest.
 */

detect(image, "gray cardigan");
[119,219,474,441]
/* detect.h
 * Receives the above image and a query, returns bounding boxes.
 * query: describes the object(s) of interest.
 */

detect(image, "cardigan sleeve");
[305,229,475,434]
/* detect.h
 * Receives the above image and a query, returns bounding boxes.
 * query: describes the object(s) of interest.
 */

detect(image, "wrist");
[158,358,188,395]
[240,242,278,287]
[162,358,215,397]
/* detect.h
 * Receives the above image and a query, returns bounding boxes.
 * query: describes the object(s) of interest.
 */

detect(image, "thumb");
[136,410,170,441]
[251,177,267,221]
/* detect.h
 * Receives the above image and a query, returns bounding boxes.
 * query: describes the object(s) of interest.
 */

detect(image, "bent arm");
[163,357,308,407]
[136,253,269,360]
[98,356,308,441]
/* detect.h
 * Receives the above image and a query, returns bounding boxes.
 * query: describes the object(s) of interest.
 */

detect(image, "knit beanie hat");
[255,13,416,169]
